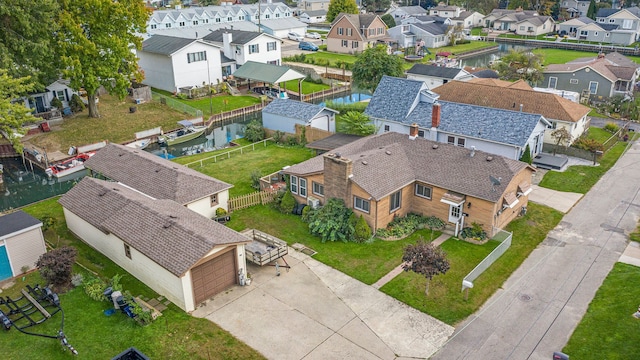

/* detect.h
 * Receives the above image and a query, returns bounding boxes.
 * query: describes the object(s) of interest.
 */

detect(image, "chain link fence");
[151,91,202,119]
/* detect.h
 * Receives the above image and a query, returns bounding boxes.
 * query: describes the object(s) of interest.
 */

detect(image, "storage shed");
[0,211,46,281]
[262,99,338,134]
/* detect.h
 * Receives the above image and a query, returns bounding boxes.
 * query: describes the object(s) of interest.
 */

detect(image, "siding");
[543,68,612,97]
[4,228,46,275]
[186,190,230,219]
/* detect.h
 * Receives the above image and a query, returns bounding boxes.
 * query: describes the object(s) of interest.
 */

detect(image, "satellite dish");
[489,175,502,192]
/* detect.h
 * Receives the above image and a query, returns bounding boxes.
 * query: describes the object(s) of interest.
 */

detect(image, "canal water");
[458,43,531,68]
[0,90,372,211]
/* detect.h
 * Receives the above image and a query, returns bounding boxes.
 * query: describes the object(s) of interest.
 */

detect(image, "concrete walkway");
[372,233,450,290]
[432,140,640,359]
[619,241,640,267]
[528,185,583,213]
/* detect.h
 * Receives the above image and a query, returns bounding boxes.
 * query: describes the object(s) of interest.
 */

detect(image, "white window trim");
[415,183,432,199]
[390,190,401,213]
[354,196,370,213]
[589,81,598,94]
[312,181,324,197]
[290,175,298,194]
[299,178,307,198]
[548,76,557,89]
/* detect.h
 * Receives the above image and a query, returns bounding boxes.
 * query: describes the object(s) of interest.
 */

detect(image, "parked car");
[299,41,319,51]
[287,32,304,41]
[306,32,321,39]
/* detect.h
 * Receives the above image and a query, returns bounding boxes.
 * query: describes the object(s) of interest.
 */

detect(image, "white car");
[287,32,304,41]
[306,32,321,39]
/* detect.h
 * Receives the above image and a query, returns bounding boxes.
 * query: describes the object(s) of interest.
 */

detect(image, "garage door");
[192,249,236,305]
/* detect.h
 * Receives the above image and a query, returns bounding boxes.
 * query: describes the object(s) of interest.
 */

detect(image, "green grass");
[153,88,261,116]
[381,203,563,325]
[302,51,359,66]
[470,27,486,36]
[6,198,264,360]
[588,108,608,118]
[173,143,314,196]
[227,205,441,285]
[586,127,616,143]
[539,140,629,193]
[533,48,640,65]
[433,41,497,55]
[563,263,640,359]
[283,79,330,94]
[630,222,640,242]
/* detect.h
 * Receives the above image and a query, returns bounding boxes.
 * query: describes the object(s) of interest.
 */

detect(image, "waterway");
[458,43,532,68]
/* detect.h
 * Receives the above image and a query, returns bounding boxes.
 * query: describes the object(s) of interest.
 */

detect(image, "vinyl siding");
[4,228,46,276]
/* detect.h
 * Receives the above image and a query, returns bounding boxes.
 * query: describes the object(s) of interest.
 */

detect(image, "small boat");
[45,152,95,179]
[125,138,151,150]
[158,120,207,146]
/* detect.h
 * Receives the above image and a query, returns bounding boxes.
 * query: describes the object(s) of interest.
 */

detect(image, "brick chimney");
[409,123,419,139]
[323,153,353,204]
[431,103,441,128]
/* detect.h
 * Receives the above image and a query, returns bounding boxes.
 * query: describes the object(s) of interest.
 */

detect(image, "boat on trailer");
[158,120,206,146]
[45,152,95,179]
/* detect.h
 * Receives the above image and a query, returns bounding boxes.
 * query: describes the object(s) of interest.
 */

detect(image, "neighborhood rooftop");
[263,99,338,121]
[406,64,468,79]
[284,132,530,202]
[59,178,248,277]
[203,29,265,44]
[0,211,41,238]
[142,35,207,55]
[84,143,232,204]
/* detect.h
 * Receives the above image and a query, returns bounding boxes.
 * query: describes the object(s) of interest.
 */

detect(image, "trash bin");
[129,106,137,113]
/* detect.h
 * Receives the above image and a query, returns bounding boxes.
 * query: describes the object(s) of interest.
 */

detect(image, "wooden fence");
[207,103,267,127]
[299,85,351,102]
[321,72,351,82]
[228,191,279,212]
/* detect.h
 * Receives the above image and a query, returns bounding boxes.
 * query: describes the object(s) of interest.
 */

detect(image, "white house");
[429,4,464,18]
[59,178,250,312]
[0,211,46,282]
[387,5,428,20]
[137,35,223,93]
[262,99,338,133]
[299,10,327,24]
[514,16,555,36]
[388,21,450,48]
[406,64,475,87]
[23,80,77,114]
[451,11,485,29]
[259,17,308,38]
[203,29,282,69]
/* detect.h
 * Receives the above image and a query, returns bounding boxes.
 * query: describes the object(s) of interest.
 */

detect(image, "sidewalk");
[619,241,640,267]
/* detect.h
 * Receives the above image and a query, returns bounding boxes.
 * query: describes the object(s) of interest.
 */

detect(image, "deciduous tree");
[352,45,404,92]
[56,0,149,118]
[327,0,359,23]
[551,127,571,155]
[402,240,449,296]
[36,246,78,292]
[493,50,544,84]
[380,13,396,28]
[0,70,37,152]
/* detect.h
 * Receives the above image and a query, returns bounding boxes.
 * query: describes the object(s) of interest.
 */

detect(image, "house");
[451,11,485,29]
[204,29,282,69]
[22,79,78,115]
[262,99,338,133]
[405,64,475,87]
[433,79,591,145]
[0,211,46,281]
[513,16,555,36]
[591,7,640,45]
[84,143,232,219]
[387,20,450,48]
[557,16,595,37]
[282,131,535,236]
[259,17,308,38]
[541,52,640,99]
[387,5,428,20]
[327,13,389,54]
[137,35,223,93]
[560,0,591,18]
[58,178,250,312]
[365,76,549,160]
[483,9,538,29]
[299,0,331,12]
[299,10,327,24]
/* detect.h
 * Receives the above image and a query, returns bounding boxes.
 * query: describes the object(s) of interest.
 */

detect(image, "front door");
[449,204,462,223]
[35,96,46,113]
[0,245,13,281]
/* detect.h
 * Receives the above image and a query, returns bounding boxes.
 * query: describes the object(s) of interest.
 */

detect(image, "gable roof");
[433,81,590,122]
[545,52,639,82]
[283,132,530,203]
[84,143,232,204]
[204,29,263,44]
[469,78,533,89]
[260,17,307,30]
[413,22,449,35]
[332,13,379,29]
[263,99,338,121]
[0,211,42,239]
[396,5,427,15]
[364,75,429,123]
[406,63,467,79]
[142,35,200,55]
[232,61,305,83]
[59,178,248,277]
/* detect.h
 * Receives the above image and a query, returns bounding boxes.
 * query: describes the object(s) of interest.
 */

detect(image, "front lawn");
[585,127,616,143]
[226,205,441,285]
[382,203,563,325]
[539,140,629,193]
[563,263,640,359]
[174,143,314,196]
[7,198,264,360]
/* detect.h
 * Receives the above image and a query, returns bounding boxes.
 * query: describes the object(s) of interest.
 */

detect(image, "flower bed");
[376,214,444,240]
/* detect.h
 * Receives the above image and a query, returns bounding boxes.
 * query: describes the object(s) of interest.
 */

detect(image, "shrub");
[272,130,286,144]
[216,207,228,217]
[376,213,429,238]
[286,135,299,146]
[460,222,487,240]
[70,94,85,113]
[40,216,57,232]
[603,122,619,133]
[110,274,124,292]
[250,169,262,190]
[520,143,532,164]
[301,204,312,220]
[307,198,354,242]
[50,96,63,109]
[573,137,604,152]
[353,215,372,243]
[36,246,78,291]
[84,276,108,302]
[279,191,296,214]
[71,273,84,287]
[244,120,265,142]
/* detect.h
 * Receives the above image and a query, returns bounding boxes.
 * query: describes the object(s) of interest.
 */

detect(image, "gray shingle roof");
[262,99,337,121]
[0,211,41,238]
[597,8,619,17]
[406,64,465,79]
[84,143,232,204]
[142,35,198,55]
[414,22,448,35]
[283,132,529,203]
[203,29,263,45]
[58,178,248,277]
[364,76,428,122]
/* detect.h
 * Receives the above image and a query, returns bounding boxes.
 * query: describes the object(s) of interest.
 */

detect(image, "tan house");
[85,143,232,219]
[283,131,535,236]
[433,79,591,145]
[326,13,389,54]
[300,0,331,12]
[59,178,250,312]
[0,211,46,281]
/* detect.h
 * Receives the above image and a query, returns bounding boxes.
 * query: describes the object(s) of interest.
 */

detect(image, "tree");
[352,45,404,92]
[520,143,532,164]
[551,127,571,155]
[198,0,219,5]
[587,0,596,19]
[56,0,149,118]
[244,119,265,142]
[361,0,391,13]
[326,0,359,23]
[492,50,544,84]
[0,71,37,153]
[353,214,372,243]
[339,111,376,136]
[307,198,355,242]
[381,14,396,28]
[402,240,449,295]
[424,216,445,241]
[36,246,78,292]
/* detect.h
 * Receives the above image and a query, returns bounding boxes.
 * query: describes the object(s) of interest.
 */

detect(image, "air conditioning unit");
[307,196,320,209]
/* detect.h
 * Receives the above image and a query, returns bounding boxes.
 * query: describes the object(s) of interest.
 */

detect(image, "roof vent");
[432,144,439,149]
[169,215,177,219]
[486,156,493,161]
[163,222,173,229]
[155,169,161,173]
[362,160,368,165]
[385,150,391,155]
[335,152,341,159]
[98,190,107,197]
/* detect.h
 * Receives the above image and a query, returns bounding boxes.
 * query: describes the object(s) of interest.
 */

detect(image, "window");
[606,32,610,37]
[150,24,157,29]
[165,23,172,28]
[418,130,425,137]
[276,13,280,17]
[55,90,65,100]
[352,41,359,48]
[594,31,598,36]
[609,18,615,23]
[623,19,632,29]
[548,76,557,89]
[599,18,605,22]
[290,175,298,194]
[384,125,390,132]
[354,196,370,213]
[267,41,277,51]
[570,78,579,84]
[124,244,131,259]
[249,44,259,54]
[187,51,207,63]
[265,14,270,19]
[415,183,432,199]
[519,26,525,31]
[210,194,218,206]
[216,18,222,23]
[402,25,410,32]
[193,21,199,25]
[589,81,598,94]
[447,136,465,147]
[447,136,455,145]
[228,17,233,21]
[341,40,348,47]
[312,182,324,196]
[458,138,466,147]
[204,19,209,23]
[546,121,557,130]
[299,178,307,197]
[347,28,352,36]
[390,191,401,212]
[179,21,185,27]
[338,27,344,35]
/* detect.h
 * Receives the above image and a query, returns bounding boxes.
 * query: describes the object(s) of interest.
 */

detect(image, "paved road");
[590,116,640,132]
[432,139,640,360]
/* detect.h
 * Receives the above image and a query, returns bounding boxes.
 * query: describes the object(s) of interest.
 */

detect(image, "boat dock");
[0,144,18,159]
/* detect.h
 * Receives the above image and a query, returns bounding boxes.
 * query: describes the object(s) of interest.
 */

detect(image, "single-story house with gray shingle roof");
[259,18,307,38]
[282,131,535,236]
[262,99,338,134]
[59,178,250,312]
[299,10,327,23]
[365,76,549,160]
[0,211,46,281]
[85,143,232,219]
[405,63,475,87]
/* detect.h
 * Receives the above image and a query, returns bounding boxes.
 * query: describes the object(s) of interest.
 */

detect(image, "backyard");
[152,88,261,117]
[533,48,640,65]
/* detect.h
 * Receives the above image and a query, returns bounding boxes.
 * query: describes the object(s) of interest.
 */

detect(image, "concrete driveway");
[192,250,453,360]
